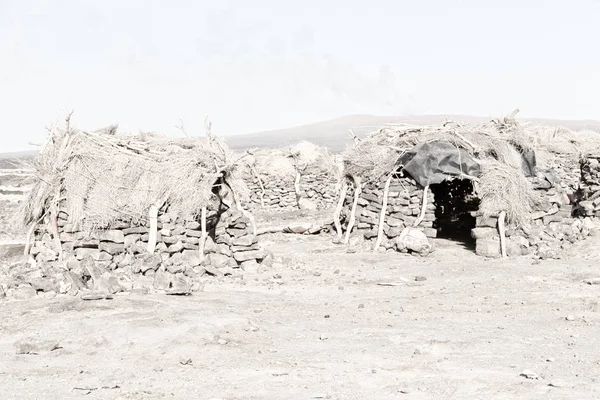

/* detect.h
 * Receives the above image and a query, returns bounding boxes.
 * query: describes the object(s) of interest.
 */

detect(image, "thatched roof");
[243,141,340,180]
[22,126,249,231]
[342,111,583,225]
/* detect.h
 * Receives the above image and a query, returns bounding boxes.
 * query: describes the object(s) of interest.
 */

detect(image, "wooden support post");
[251,166,266,208]
[344,176,362,245]
[23,222,37,257]
[413,184,430,227]
[374,175,393,251]
[498,211,507,258]
[198,206,208,261]
[294,171,302,206]
[333,181,348,240]
[147,204,159,253]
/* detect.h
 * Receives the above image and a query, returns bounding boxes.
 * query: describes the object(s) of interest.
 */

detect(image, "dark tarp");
[398,141,537,187]
[399,142,481,187]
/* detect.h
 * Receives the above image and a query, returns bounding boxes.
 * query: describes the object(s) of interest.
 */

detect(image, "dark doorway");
[430,179,479,250]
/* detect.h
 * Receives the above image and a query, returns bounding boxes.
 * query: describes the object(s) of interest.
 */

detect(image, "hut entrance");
[430,179,479,249]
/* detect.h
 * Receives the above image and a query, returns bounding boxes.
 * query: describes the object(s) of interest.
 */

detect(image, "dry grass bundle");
[477,161,540,226]
[22,126,249,231]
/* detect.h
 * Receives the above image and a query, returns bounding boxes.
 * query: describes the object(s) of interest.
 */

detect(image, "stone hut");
[333,112,595,259]
[242,141,340,211]
[16,125,268,297]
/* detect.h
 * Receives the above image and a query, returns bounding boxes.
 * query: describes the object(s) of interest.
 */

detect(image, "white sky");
[1,0,599,151]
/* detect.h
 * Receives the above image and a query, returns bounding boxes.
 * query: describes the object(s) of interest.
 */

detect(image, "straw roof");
[243,141,340,180]
[21,126,249,231]
[341,111,586,225]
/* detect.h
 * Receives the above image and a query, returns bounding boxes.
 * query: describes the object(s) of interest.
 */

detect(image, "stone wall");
[244,172,337,210]
[342,175,436,250]
[474,172,593,259]
[18,202,269,297]
[342,169,594,259]
[578,156,600,217]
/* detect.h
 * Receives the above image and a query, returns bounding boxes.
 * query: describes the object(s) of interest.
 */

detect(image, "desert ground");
[2,201,600,399]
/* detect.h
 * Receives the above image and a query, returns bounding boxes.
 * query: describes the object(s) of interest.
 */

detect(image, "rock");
[167,262,185,274]
[186,230,202,238]
[167,241,184,253]
[204,236,217,253]
[123,226,147,235]
[98,242,125,255]
[475,239,501,258]
[153,271,172,291]
[74,248,101,261]
[117,253,134,268]
[585,278,600,285]
[205,253,231,268]
[185,221,201,230]
[11,285,37,300]
[548,380,566,388]
[232,235,258,247]
[37,248,58,263]
[29,277,58,293]
[204,265,224,277]
[182,250,202,267]
[396,228,431,255]
[14,339,61,354]
[519,369,539,380]
[414,276,427,282]
[81,291,113,301]
[241,259,259,273]
[260,250,274,268]
[73,239,100,249]
[136,254,162,273]
[566,315,575,321]
[471,227,497,240]
[97,230,125,244]
[159,228,172,237]
[233,249,266,262]
[284,223,313,234]
[124,234,141,248]
[167,274,192,295]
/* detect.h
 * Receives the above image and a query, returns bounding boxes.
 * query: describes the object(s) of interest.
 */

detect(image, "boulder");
[233,249,266,262]
[396,228,431,255]
[232,235,258,247]
[475,238,501,258]
[153,271,172,291]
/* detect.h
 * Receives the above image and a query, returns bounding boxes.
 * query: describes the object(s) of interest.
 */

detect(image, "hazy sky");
[1,0,599,151]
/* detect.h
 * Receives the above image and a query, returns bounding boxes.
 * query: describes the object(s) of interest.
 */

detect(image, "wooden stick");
[413,184,430,227]
[146,204,159,253]
[224,179,257,235]
[251,166,266,208]
[294,171,302,206]
[344,176,362,244]
[374,175,393,251]
[198,206,207,261]
[333,181,348,240]
[23,222,37,257]
[498,211,507,258]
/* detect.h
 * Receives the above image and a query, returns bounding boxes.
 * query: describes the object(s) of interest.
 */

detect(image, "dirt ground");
[2,221,600,399]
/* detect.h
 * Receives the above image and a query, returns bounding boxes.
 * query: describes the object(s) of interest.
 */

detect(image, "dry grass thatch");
[342,110,588,225]
[21,125,249,232]
[243,141,340,180]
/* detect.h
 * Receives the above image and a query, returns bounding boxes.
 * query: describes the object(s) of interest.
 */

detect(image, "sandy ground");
[1,229,600,399]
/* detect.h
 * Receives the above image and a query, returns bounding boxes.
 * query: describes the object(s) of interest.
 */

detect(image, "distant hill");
[225,114,600,152]
[0,150,37,169]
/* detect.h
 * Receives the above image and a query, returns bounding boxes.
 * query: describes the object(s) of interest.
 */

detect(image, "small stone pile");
[474,171,594,259]
[2,206,269,299]
[245,172,337,210]
[343,175,436,251]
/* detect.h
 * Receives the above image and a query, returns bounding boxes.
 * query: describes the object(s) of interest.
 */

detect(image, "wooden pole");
[413,184,430,227]
[498,211,507,258]
[146,204,159,253]
[198,206,207,261]
[294,170,302,207]
[251,165,266,208]
[23,222,37,257]
[344,176,362,244]
[374,175,393,251]
[333,181,348,240]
